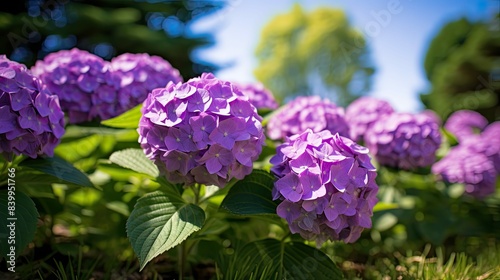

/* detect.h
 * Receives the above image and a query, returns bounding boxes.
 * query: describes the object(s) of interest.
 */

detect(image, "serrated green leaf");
[109,149,159,178]
[127,191,205,270]
[19,156,93,188]
[0,190,39,258]
[229,238,343,280]
[101,105,142,128]
[220,170,279,215]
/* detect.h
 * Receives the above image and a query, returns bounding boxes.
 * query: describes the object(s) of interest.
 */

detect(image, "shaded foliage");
[0,0,226,79]
[420,15,500,122]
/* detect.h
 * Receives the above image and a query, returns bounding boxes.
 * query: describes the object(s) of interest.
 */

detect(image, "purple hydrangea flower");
[0,55,65,159]
[31,48,118,123]
[444,110,488,142]
[271,129,378,245]
[110,53,183,114]
[432,144,497,199]
[267,96,350,141]
[233,82,278,110]
[364,112,441,170]
[138,73,265,188]
[345,97,395,142]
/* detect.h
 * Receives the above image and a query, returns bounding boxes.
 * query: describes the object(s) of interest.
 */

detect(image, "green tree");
[254,4,375,106]
[0,0,225,79]
[420,15,500,122]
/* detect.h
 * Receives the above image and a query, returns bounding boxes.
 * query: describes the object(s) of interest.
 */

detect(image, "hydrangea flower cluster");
[0,56,65,159]
[138,73,265,188]
[32,48,117,123]
[233,82,278,110]
[110,53,183,114]
[444,110,488,142]
[364,113,441,170]
[345,96,395,142]
[267,96,350,141]
[270,129,378,245]
[432,145,497,198]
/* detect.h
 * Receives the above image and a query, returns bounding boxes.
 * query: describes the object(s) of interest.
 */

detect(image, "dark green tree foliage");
[420,15,500,122]
[0,0,225,79]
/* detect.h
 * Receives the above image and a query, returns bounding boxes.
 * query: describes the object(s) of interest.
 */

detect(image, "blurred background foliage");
[420,14,500,122]
[254,4,375,106]
[0,0,226,79]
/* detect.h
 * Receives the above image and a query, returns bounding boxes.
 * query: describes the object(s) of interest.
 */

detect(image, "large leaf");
[220,170,279,215]
[101,105,142,128]
[0,190,39,259]
[228,238,343,279]
[109,149,159,178]
[19,156,93,188]
[126,191,205,270]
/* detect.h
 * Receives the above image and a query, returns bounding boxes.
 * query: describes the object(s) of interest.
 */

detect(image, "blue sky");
[191,0,497,112]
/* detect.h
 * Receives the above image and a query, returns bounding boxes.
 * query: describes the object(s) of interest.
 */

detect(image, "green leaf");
[126,191,205,270]
[220,170,279,215]
[19,156,93,188]
[441,128,458,146]
[0,190,39,258]
[373,202,399,212]
[101,105,142,128]
[230,238,343,279]
[109,149,159,178]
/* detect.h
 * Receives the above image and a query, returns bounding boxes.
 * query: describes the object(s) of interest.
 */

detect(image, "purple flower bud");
[267,96,350,141]
[364,112,441,170]
[138,73,265,188]
[432,144,497,199]
[233,82,278,110]
[271,129,378,245]
[444,110,488,142]
[0,55,65,159]
[345,97,395,142]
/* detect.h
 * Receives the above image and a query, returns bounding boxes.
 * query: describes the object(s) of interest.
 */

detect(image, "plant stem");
[190,184,201,205]
[178,241,187,280]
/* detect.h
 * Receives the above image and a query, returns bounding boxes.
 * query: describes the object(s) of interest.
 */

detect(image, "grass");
[342,243,500,280]
[4,241,500,279]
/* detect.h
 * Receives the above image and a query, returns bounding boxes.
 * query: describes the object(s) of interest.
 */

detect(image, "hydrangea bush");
[267,96,350,141]
[138,73,265,188]
[0,55,65,159]
[270,129,378,245]
[364,112,442,170]
[3,46,500,279]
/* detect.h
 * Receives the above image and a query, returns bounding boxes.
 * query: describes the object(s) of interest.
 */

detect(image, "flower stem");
[190,184,201,205]
[178,240,187,280]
